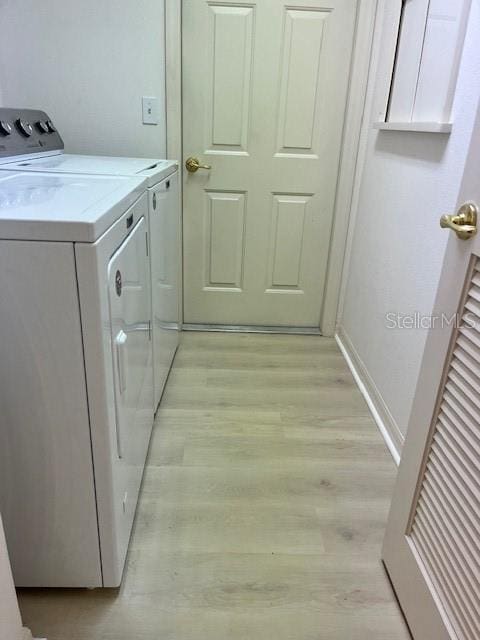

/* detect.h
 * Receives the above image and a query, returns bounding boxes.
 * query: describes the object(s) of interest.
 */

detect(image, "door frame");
[165,0,380,336]
[165,0,184,328]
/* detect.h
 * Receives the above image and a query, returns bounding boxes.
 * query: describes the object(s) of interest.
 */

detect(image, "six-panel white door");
[182,0,358,327]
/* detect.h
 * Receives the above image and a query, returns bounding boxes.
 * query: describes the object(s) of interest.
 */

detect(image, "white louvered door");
[383,105,480,639]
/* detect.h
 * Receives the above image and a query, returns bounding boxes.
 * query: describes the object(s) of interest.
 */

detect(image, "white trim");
[321,0,380,336]
[165,0,182,163]
[337,0,391,323]
[335,327,402,466]
[166,0,379,337]
[183,323,321,335]
[374,121,452,134]
[165,0,184,329]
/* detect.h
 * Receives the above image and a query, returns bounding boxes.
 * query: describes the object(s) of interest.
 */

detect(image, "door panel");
[408,258,480,640]
[268,194,309,290]
[277,8,329,154]
[208,5,254,152]
[183,0,358,327]
[205,191,246,289]
[383,104,480,639]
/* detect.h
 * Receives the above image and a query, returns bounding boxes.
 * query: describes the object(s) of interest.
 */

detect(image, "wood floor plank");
[130,500,327,555]
[130,497,391,557]
[17,331,410,640]
[119,552,402,616]
[141,463,396,505]
[162,385,370,415]
[180,434,387,467]
[101,607,410,640]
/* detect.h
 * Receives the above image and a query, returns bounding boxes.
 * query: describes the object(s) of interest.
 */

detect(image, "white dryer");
[0,168,153,587]
[0,108,180,409]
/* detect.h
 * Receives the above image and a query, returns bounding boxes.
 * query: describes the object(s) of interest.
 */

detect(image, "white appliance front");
[75,194,153,587]
[149,171,180,406]
[2,161,181,410]
[107,214,153,582]
[6,160,180,409]
[0,108,180,411]
[0,165,153,587]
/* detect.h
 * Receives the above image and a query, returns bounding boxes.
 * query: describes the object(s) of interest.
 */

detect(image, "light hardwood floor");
[18,332,411,640]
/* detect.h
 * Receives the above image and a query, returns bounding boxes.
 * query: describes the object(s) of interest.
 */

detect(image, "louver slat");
[410,258,480,640]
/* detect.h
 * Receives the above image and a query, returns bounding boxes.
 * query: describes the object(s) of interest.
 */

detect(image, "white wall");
[338,0,480,456]
[0,0,166,158]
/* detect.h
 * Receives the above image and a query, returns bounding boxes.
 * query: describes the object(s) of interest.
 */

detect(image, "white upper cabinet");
[377,0,471,132]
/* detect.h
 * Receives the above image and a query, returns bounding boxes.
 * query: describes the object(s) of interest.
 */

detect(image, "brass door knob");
[440,203,478,240]
[185,157,211,173]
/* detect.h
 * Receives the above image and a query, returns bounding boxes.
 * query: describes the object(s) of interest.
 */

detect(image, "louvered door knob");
[440,203,478,240]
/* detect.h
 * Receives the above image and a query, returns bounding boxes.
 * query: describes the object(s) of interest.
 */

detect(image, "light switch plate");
[142,96,158,125]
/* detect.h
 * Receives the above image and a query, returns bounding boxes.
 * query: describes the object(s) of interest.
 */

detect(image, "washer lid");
[0,171,147,242]
[0,154,178,186]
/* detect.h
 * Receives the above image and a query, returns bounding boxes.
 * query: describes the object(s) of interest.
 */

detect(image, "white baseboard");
[21,628,36,640]
[21,627,44,640]
[335,327,403,466]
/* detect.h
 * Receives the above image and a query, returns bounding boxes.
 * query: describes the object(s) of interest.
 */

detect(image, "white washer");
[0,108,180,409]
[0,168,153,587]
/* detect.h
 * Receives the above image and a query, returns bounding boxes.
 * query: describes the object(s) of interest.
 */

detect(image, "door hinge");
[145,232,149,256]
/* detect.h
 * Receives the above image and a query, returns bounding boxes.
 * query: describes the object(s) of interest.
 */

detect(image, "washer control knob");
[0,121,12,136]
[16,119,33,137]
[36,120,50,134]
[45,120,56,133]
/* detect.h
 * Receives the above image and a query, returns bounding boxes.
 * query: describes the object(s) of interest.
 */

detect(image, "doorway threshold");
[182,324,322,335]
